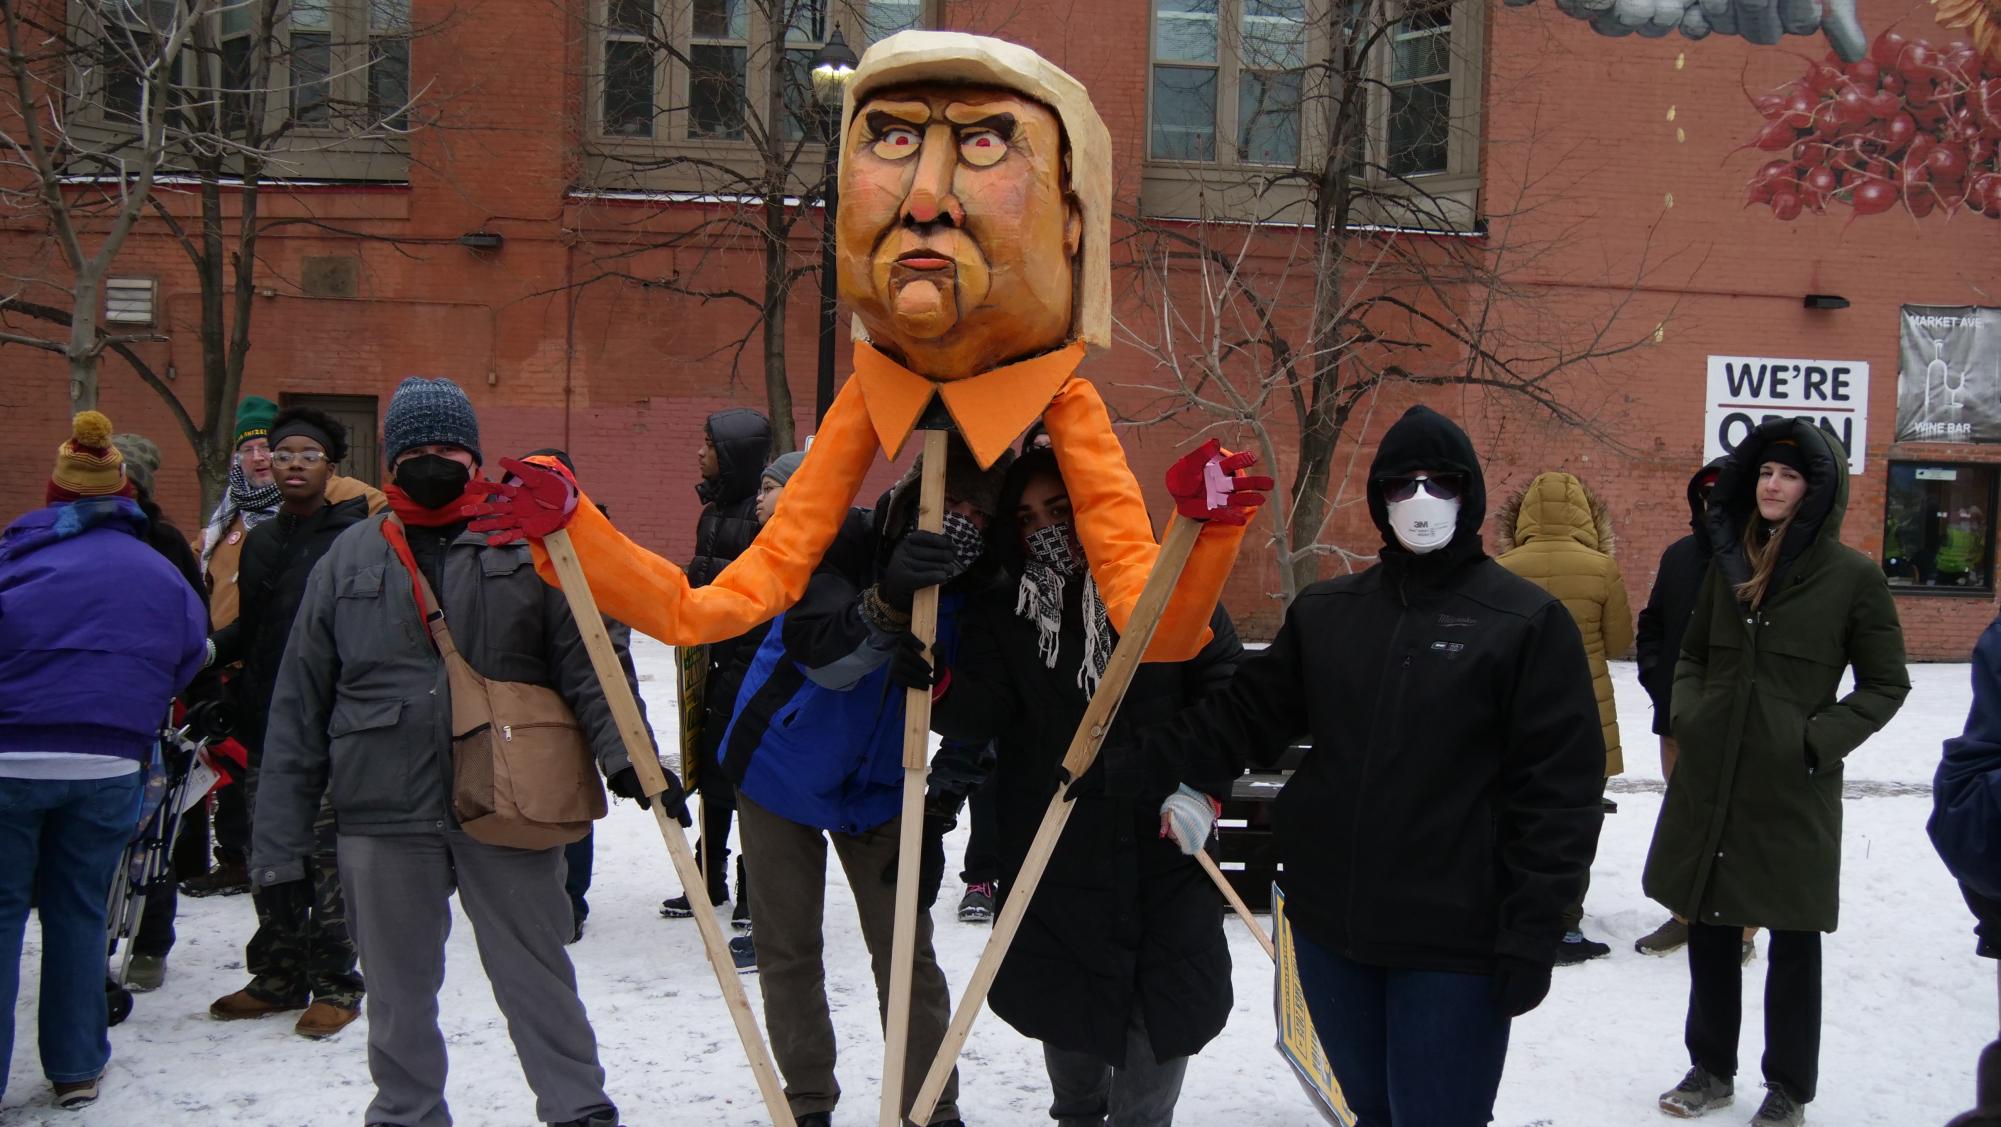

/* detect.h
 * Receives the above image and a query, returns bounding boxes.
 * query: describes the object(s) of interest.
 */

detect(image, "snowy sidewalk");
[4,651,1991,1125]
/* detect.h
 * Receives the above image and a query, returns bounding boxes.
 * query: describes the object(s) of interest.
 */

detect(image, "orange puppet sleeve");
[530,377,883,644]
[1042,377,1251,663]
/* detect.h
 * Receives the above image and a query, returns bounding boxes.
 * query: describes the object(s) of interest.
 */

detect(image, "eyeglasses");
[270,450,329,468]
[1378,474,1466,503]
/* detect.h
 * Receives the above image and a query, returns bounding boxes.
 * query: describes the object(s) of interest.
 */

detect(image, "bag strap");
[382,514,467,665]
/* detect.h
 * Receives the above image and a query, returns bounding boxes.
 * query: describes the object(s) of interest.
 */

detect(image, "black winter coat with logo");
[1109,405,1606,974]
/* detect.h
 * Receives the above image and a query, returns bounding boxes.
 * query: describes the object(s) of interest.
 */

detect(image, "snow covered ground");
[5,647,1993,1126]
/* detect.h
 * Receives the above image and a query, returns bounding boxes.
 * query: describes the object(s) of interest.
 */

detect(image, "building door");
[281,393,381,486]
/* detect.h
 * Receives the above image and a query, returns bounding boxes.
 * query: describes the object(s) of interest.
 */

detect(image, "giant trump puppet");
[477,30,1267,657]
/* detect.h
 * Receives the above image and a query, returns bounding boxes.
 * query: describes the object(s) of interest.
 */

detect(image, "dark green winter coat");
[1642,419,1909,934]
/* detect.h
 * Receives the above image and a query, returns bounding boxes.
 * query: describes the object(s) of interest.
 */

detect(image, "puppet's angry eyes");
[868,124,1010,167]
[873,125,922,159]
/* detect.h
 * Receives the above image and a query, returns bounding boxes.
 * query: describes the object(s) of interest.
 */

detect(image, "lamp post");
[811,25,859,426]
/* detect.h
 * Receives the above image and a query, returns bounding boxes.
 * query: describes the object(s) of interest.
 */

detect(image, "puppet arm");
[528,378,882,644]
[1043,377,1251,663]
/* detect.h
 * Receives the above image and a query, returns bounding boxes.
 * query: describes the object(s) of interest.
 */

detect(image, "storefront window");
[1883,462,1999,591]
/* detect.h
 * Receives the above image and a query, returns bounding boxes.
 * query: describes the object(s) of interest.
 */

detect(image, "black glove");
[1492,955,1552,1017]
[887,631,942,692]
[609,765,693,827]
[880,810,953,911]
[1059,759,1104,801]
[260,878,314,924]
[878,530,960,610]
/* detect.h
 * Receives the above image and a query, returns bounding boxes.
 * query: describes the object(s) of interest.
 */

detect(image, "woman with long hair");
[1645,419,1910,1126]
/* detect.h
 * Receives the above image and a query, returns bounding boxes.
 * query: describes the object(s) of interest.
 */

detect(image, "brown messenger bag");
[387,517,606,849]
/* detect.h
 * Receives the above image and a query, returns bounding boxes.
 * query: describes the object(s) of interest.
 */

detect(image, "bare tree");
[1,0,197,411]
[2,0,431,513]
[566,0,924,453]
[1116,0,1679,603]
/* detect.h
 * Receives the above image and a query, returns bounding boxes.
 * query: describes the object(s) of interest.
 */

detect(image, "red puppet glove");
[1165,439,1273,525]
[468,456,580,545]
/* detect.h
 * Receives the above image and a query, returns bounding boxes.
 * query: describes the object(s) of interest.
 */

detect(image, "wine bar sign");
[1705,355,1869,474]
[1896,306,2001,445]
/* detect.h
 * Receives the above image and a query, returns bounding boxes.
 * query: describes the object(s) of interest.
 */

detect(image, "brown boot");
[209,989,305,1021]
[294,1000,362,1040]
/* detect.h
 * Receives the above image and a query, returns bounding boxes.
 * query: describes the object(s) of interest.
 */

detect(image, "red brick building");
[4,0,1999,656]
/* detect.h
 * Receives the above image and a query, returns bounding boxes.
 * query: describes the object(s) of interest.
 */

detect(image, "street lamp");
[811,25,859,426]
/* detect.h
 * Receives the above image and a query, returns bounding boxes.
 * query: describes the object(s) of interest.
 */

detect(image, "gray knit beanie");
[111,432,162,497]
[762,451,807,487]
[383,377,481,465]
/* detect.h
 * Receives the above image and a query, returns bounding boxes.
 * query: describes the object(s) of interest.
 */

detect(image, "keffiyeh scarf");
[199,460,281,574]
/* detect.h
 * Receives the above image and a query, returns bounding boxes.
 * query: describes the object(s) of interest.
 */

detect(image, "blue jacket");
[0,499,208,764]
[716,507,969,834]
[1936,618,2001,896]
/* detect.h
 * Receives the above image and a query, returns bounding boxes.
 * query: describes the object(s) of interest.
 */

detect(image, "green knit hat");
[233,395,278,449]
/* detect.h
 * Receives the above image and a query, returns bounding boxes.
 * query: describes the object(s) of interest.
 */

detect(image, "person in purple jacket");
[0,412,208,1113]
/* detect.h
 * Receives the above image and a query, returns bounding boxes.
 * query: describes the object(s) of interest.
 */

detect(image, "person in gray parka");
[253,378,668,1127]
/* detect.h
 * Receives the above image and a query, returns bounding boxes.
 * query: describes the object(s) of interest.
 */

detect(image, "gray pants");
[338,831,612,1127]
[1043,1010,1189,1127]
[736,792,960,1124]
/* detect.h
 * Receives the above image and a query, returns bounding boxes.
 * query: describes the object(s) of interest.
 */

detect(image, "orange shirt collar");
[850,340,1086,469]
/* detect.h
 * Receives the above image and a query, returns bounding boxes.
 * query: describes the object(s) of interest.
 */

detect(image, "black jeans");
[1686,921,1822,1102]
[960,775,999,885]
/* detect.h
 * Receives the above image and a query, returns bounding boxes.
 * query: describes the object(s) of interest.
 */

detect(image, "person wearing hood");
[716,434,1008,1127]
[920,445,1242,1126]
[1632,458,1724,958]
[204,406,373,1038]
[662,408,772,923]
[1495,471,1633,965]
[252,378,664,1127]
[0,412,208,1112]
[1103,405,1605,1126]
[1644,419,1908,1126]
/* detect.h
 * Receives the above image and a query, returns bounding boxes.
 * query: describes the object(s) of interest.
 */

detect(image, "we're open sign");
[1704,356,1870,474]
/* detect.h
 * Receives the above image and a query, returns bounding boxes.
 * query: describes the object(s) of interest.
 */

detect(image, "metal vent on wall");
[105,278,155,325]
[302,256,361,299]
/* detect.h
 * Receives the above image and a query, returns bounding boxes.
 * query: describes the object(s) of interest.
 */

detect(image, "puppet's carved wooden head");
[837,33,1111,381]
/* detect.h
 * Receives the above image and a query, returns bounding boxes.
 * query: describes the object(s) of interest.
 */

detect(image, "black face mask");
[393,454,472,510]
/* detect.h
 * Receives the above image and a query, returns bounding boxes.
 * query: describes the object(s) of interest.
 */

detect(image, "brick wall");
[4,0,2000,655]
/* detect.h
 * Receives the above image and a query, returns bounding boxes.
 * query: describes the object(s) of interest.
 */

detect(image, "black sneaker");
[659,887,725,918]
[1635,917,1689,956]
[731,897,752,934]
[1552,929,1611,965]
[958,881,997,923]
[1750,1084,1805,1125]
[1659,1065,1734,1117]
[180,862,250,898]
[795,1115,831,1127]
[729,933,757,973]
[551,1109,621,1127]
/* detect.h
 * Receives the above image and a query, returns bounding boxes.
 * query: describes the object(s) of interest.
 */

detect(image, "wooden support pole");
[908,515,1204,1125]
[1196,849,1276,961]
[882,428,949,1127]
[544,529,796,1127]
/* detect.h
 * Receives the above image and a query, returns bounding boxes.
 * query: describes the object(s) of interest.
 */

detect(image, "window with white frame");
[79,0,411,178]
[587,0,926,188]
[1144,0,1480,226]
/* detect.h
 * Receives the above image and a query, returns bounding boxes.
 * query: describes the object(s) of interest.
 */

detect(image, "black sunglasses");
[1378,473,1466,503]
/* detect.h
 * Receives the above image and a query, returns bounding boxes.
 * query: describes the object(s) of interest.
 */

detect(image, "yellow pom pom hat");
[48,410,134,503]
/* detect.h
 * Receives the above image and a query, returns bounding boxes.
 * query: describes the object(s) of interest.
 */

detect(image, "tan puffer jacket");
[1494,472,1633,776]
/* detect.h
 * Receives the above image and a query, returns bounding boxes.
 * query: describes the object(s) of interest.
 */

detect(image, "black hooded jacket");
[932,447,1240,1067]
[688,408,773,770]
[210,495,372,757]
[1635,458,1726,735]
[1108,405,1605,974]
[689,408,772,587]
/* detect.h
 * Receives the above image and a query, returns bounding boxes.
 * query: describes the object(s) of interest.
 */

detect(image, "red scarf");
[381,481,488,636]
[384,481,486,527]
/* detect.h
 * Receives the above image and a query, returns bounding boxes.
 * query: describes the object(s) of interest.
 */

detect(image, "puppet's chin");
[892,277,959,338]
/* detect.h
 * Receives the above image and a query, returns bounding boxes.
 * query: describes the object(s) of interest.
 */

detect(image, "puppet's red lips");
[895,251,952,270]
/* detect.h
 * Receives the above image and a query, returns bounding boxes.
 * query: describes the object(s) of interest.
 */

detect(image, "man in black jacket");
[663,408,771,921]
[207,407,372,1039]
[1106,405,1604,1127]
[1632,458,1721,957]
